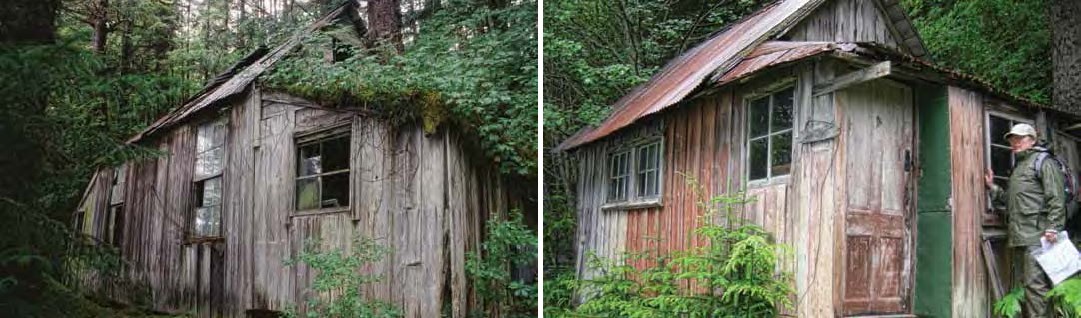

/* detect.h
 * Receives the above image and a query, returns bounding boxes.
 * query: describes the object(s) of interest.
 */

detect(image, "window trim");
[293,125,352,214]
[984,111,1034,187]
[745,86,796,187]
[106,166,126,247]
[602,138,664,211]
[190,118,228,240]
[194,119,227,183]
[635,141,663,199]
[606,149,632,203]
[983,110,1034,225]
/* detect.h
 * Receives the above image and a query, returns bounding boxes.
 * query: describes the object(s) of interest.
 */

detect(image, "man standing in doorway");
[985,123,1066,318]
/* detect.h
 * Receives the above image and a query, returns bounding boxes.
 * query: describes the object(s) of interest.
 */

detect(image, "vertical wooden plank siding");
[784,0,900,49]
[791,62,843,317]
[76,88,516,317]
[947,86,988,316]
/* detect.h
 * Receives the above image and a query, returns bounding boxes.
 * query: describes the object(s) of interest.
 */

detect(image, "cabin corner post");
[791,60,843,317]
[947,86,989,316]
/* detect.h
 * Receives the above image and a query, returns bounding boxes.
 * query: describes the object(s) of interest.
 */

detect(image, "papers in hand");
[1034,231,1081,286]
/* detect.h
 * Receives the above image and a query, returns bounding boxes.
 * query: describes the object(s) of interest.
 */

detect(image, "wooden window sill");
[292,206,351,217]
[602,198,662,212]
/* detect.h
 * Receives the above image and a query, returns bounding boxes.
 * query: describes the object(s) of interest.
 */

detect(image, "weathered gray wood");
[78,86,517,317]
[813,61,891,96]
[785,0,903,52]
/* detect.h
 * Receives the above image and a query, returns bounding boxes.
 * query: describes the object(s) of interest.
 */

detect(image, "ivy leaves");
[265,0,538,178]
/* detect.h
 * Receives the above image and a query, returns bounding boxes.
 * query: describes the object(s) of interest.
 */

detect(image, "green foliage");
[265,0,538,177]
[993,287,1023,318]
[548,176,794,317]
[992,268,1081,317]
[901,0,1050,104]
[541,1,771,302]
[465,209,538,318]
[3,0,536,315]
[1047,275,1081,317]
[283,236,401,318]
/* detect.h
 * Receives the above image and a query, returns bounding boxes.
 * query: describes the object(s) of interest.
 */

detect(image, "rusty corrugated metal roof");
[562,38,1056,152]
[715,41,839,85]
[557,0,831,151]
[715,41,1048,112]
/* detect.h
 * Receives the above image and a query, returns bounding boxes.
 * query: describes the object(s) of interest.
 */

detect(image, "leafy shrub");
[466,209,538,318]
[552,176,793,317]
[992,253,1081,317]
[284,236,401,318]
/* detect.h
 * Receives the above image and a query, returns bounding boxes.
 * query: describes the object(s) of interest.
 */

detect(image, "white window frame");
[745,86,795,187]
[606,149,631,203]
[603,139,664,209]
[191,118,227,239]
[635,141,662,199]
[984,110,1034,189]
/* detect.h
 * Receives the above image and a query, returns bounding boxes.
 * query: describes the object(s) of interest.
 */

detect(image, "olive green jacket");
[989,148,1067,247]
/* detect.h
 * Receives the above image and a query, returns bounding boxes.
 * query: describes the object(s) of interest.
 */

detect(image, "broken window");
[193,119,226,238]
[607,150,630,202]
[747,87,794,183]
[296,130,351,212]
[107,166,125,248]
[636,142,661,198]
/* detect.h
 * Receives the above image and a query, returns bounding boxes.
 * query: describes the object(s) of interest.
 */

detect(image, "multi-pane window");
[987,113,1033,190]
[636,142,661,198]
[607,140,663,204]
[607,150,631,202]
[296,131,351,211]
[747,87,794,182]
[193,119,225,238]
[107,166,125,247]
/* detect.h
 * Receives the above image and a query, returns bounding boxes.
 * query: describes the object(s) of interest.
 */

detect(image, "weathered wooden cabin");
[558,0,1081,316]
[72,3,529,317]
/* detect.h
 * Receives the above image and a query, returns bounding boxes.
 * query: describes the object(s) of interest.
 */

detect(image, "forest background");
[543,0,1080,312]
[0,0,537,316]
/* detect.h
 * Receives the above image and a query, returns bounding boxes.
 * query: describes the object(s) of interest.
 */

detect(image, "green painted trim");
[916,86,951,213]
[914,211,953,317]
[914,86,952,318]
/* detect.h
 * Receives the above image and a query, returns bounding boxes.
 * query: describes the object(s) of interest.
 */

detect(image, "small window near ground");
[747,87,794,183]
[193,119,226,238]
[636,142,661,198]
[607,150,631,202]
[296,132,351,212]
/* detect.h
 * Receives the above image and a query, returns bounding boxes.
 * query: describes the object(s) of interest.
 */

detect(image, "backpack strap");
[1034,152,1050,179]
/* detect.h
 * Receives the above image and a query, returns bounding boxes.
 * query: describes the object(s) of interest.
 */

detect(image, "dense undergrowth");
[545,177,794,317]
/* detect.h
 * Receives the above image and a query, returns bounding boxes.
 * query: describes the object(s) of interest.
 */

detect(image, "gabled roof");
[558,0,930,151]
[128,2,364,144]
[716,41,1045,112]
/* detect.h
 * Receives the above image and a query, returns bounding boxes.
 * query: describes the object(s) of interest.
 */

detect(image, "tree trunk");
[1052,0,1081,114]
[367,0,403,52]
[91,0,109,53]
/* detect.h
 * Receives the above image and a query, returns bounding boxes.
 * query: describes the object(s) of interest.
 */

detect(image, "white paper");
[1034,231,1081,286]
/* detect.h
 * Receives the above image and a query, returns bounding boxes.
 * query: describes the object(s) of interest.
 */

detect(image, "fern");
[1048,276,1081,316]
[569,174,794,317]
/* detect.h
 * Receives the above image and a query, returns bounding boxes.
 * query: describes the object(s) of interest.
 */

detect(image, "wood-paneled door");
[840,79,915,316]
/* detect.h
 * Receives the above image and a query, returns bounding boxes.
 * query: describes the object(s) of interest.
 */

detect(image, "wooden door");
[841,80,914,316]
